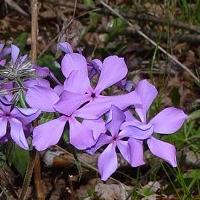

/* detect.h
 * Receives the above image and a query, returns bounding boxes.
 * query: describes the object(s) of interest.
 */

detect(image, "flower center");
[91,93,96,98]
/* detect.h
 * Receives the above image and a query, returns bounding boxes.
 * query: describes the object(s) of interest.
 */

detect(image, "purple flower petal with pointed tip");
[33,116,67,151]
[54,90,91,116]
[9,118,29,150]
[106,105,125,137]
[128,138,145,167]
[98,143,118,181]
[147,137,177,167]
[11,44,20,63]
[82,118,106,140]
[58,42,73,54]
[95,56,128,94]
[64,70,90,94]
[134,79,158,122]
[61,53,88,79]
[26,86,59,112]
[86,133,112,155]
[68,117,95,150]
[0,117,7,138]
[116,140,130,163]
[11,107,41,125]
[150,107,188,134]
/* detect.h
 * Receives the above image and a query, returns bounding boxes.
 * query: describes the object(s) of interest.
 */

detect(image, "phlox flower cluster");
[0,42,187,180]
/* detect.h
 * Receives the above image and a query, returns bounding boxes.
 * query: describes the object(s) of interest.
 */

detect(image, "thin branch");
[19,1,40,199]
[34,152,45,200]
[124,12,200,35]
[31,0,38,64]
[100,0,200,84]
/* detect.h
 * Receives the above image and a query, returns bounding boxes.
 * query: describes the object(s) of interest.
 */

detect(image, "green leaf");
[7,143,30,176]
[109,18,126,36]
[170,87,180,107]
[39,113,55,124]
[183,169,200,180]
[83,0,94,7]
[0,151,6,167]
[188,109,200,121]
[38,54,63,81]
[14,32,28,52]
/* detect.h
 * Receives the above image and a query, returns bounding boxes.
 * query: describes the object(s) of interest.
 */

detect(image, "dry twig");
[19,1,45,200]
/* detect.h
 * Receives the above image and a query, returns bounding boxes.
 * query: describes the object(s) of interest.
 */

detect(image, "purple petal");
[82,118,106,140]
[86,133,112,155]
[54,91,91,116]
[147,137,177,167]
[26,86,59,112]
[0,44,4,52]
[150,107,188,134]
[34,66,50,77]
[24,79,50,88]
[92,59,103,71]
[61,53,88,79]
[9,118,29,150]
[128,138,145,167]
[58,42,73,54]
[124,110,137,121]
[116,140,130,163]
[75,91,140,120]
[68,117,95,150]
[0,102,11,113]
[0,59,6,66]
[11,44,20,63]
[33,116,67,151]
[11,107,41,125]
[106,105,125,137]
[121,119,152,130]
[54,85,64,96]
[95,56,128,94]
[0,117,8,138]
[98,143,118,181]
[119,125,153,139]
[64,70,91,94]
[135,79,158,122]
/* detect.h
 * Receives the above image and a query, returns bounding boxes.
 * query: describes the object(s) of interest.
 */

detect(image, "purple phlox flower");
[0,44,11,66]
[57,42,73,54]
[61,53,140,119]
[86,105,145,181]
[0,100,40,149]
[121,79,188,167]
[25,54,140,151]
[25,87,96,151]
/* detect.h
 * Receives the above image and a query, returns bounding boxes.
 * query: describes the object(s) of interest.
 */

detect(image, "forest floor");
[0,0,199,199]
